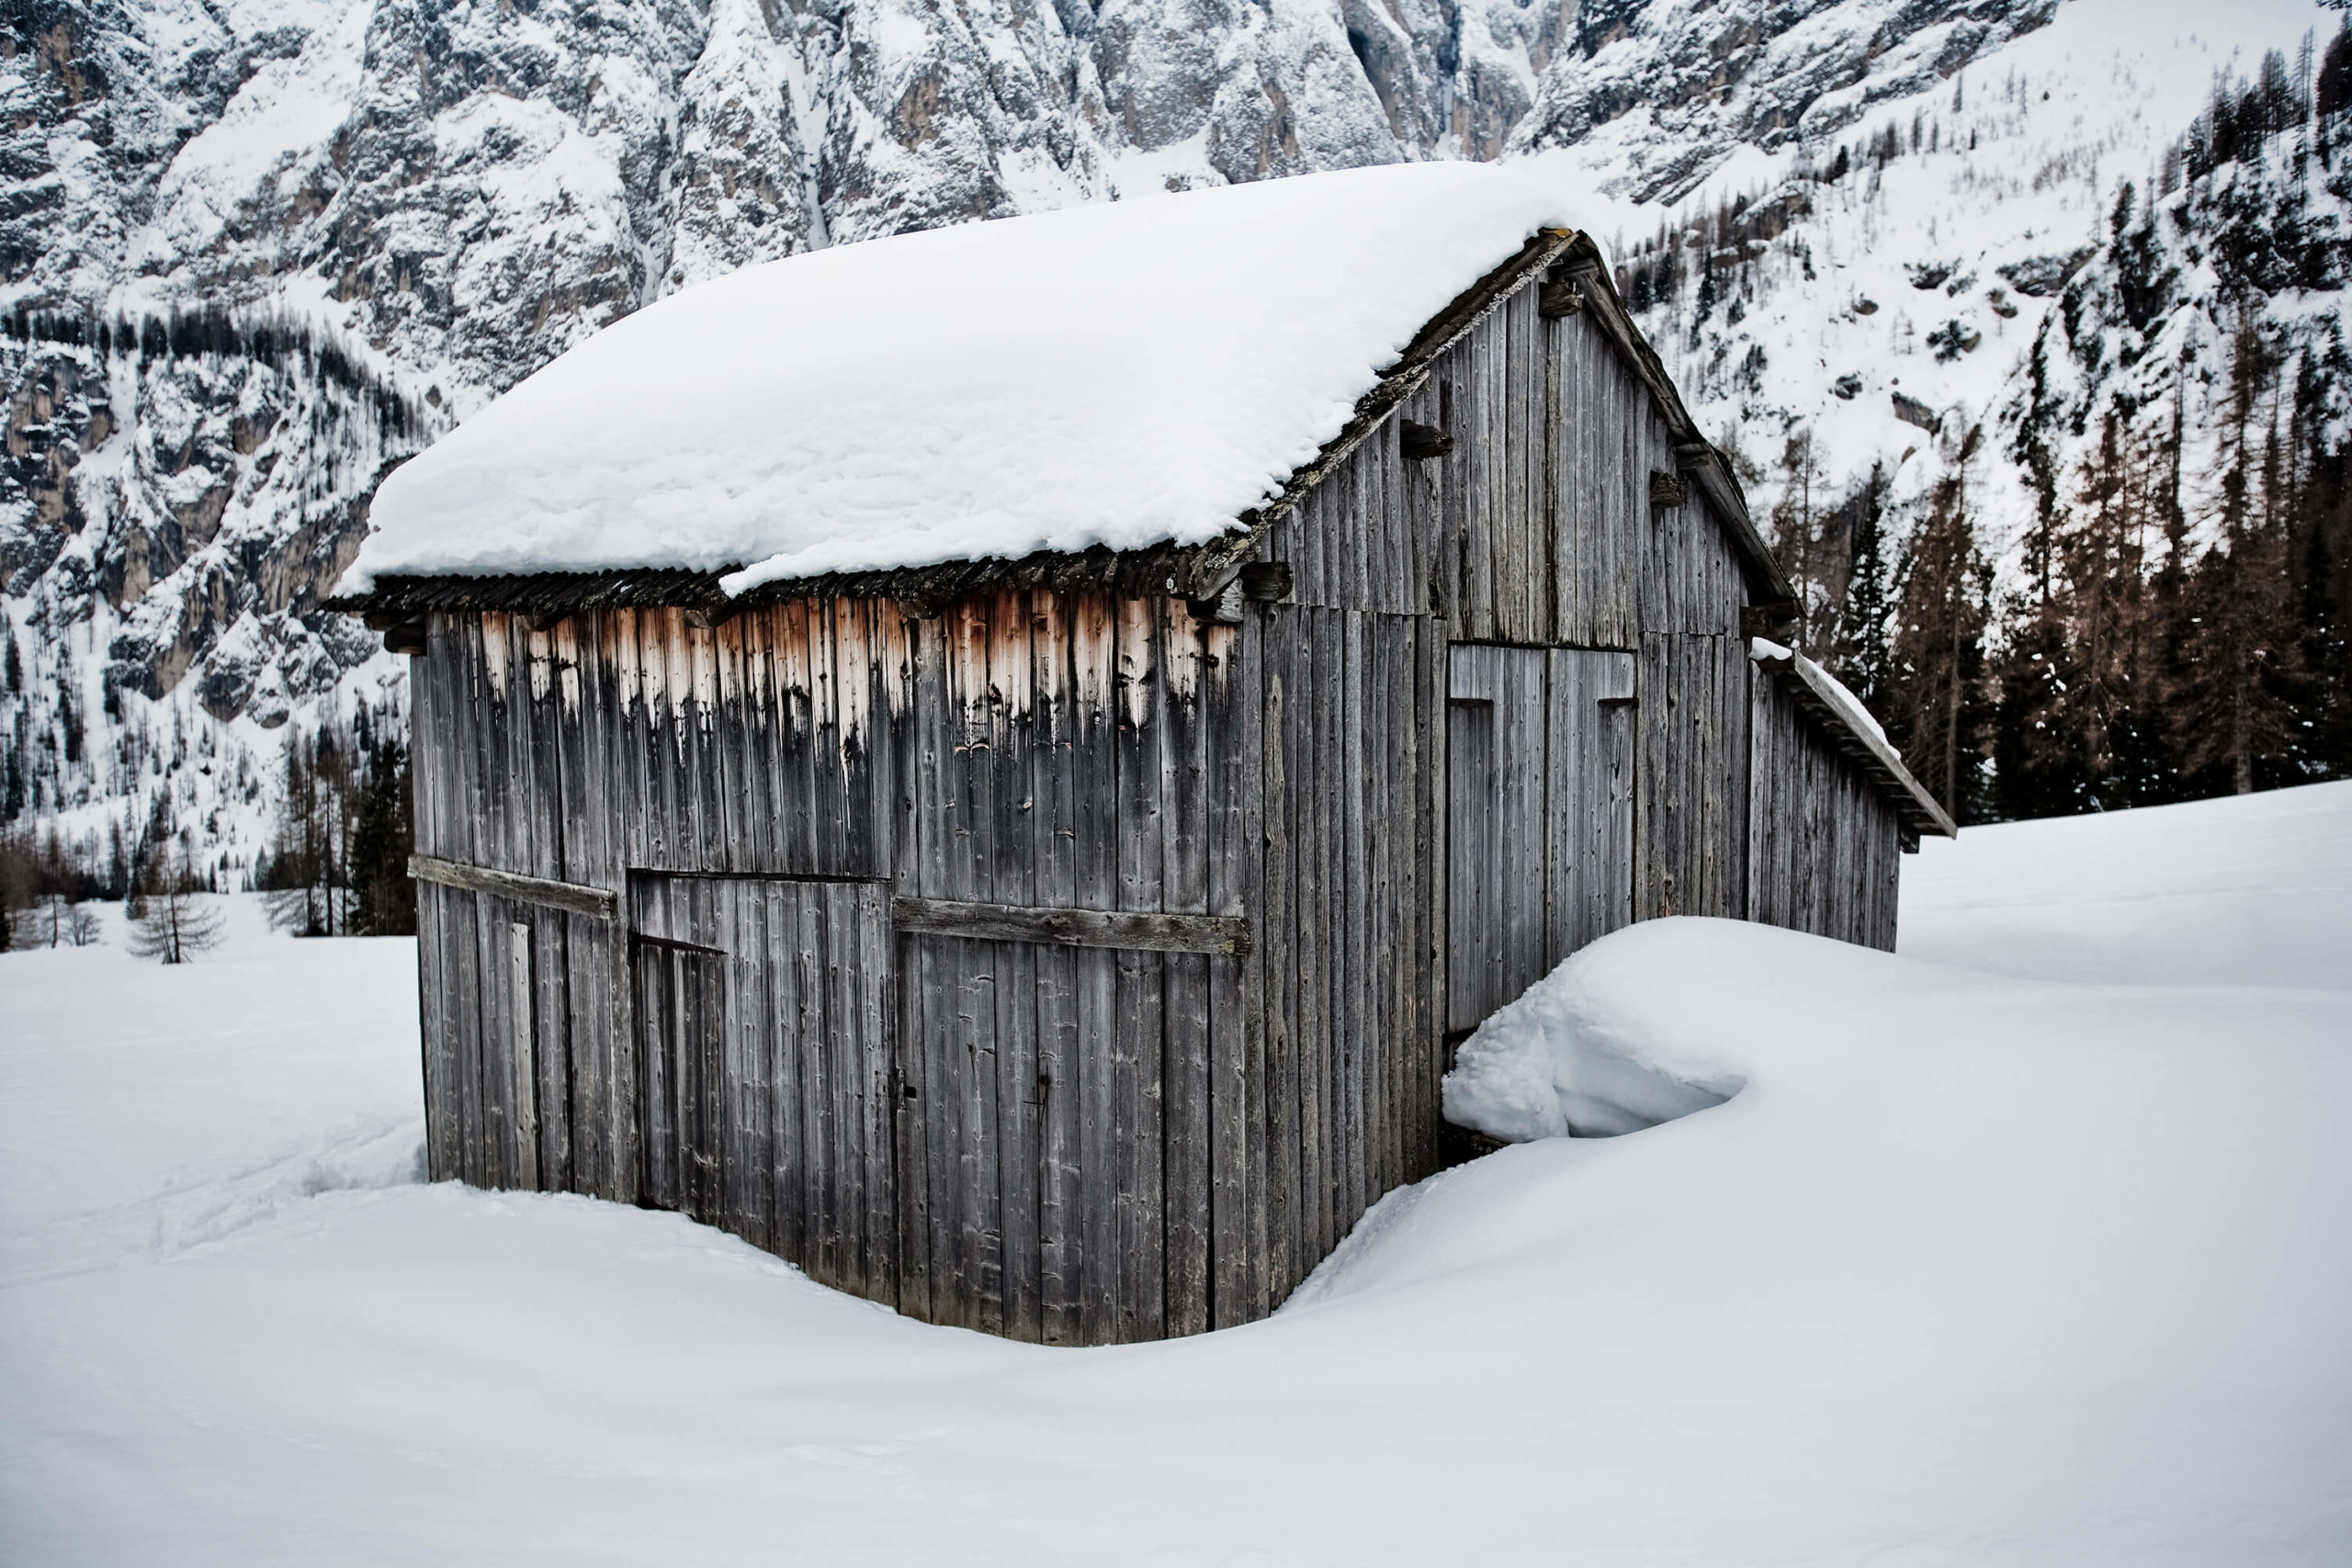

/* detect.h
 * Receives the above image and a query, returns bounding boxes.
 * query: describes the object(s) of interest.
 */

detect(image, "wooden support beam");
[892,896,1251,957]
[1238,561,1294,603]
[364,607,428,654]
[1399,420,1455,460]
[409,853,620,919]
[1187,581,1247,626]
[1537,277,1587,319]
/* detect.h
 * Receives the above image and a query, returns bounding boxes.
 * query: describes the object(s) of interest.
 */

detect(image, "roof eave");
[326,536,1255,625]
[1751,645,1959,841]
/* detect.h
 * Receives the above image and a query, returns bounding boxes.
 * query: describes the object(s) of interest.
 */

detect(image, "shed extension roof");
[1750,641,1958,841]
[334,164,1788,611]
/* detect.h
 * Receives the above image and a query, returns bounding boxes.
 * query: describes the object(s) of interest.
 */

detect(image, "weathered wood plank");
[1312,605,1345,1257]
[849,881,898,1307]
[509,919,540,1189]
[413,626,464,1184]
[1363,611,1396,1198]
[1161,600,1212,1338]
[1028,590,1080,1343]
[409,853,617,919]
[1459,335,1496,642]
[1113,593,1165,1340]
[1204,611,1260,1325]
[1069,591,1120,1343]
[1445,649,1495,1035]
[1412,613,1444,1180]
[890,898,1250,955]
[729,882,774,1250]
[631,939,673,1210]
[1336,608,1369,1233]
[988,592,1042,1343]
[1259,602,1300,1302]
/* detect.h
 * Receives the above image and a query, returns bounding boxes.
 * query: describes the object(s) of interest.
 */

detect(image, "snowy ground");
[4,786,2349,1565]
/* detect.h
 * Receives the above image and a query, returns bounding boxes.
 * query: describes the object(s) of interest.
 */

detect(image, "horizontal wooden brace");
[892,896,1251,957]
[409,853,619,919]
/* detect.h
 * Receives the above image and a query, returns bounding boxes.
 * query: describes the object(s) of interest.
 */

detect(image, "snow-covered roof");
[339,164,1576,597]
[1750,638,1956,840]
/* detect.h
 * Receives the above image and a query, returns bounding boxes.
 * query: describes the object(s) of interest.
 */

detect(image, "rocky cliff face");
[0,0,2116,867]
[1510,0,2057,200]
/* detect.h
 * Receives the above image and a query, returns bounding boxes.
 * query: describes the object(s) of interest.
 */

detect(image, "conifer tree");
[1889,426,1996,820]
[1830,464,1895,716]
[2172,316,2300,794]
[262,730,349,936]
[348,737,416,937]
[128,852,222,964]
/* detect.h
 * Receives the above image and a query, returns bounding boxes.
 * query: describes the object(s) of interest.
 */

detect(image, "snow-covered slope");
[1897,779,2352,987]
[1597,0,2346,572]
[5,776,2347,1563]
[3,0,2334,875]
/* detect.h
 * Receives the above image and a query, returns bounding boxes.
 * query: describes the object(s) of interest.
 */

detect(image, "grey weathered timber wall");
[884,588,1261,1343]
[1253,277,1758,944]
[1257,602,1446,1307]
[413,589,1417,1345]
[1444,644,1634,1032]
[1634,632,1751,921]
[1747,671,1904,951]
[1261,291,1747,644]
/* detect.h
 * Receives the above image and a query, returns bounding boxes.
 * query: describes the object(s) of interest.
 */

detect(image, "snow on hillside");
[8,0,2337,876]
[1898,779,2352,987]
[5,788,2348,1563]
[1595,0,2344,568]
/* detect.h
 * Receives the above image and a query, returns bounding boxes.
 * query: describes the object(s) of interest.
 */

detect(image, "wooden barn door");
[632,931,728,1225]
[629,874,896,1296]
[1446,646,1636,1036]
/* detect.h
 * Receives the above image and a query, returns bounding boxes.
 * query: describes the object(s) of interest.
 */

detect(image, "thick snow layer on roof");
[340,164,1573,596]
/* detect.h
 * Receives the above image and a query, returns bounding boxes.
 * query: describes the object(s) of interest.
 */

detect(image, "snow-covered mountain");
[1591,0,2347,593]
[0,0,2335,877]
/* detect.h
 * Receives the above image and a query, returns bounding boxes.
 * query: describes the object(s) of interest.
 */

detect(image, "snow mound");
[9,793,2352,1562]
[1900,778,2352,988]
[340,164,1574,595]
[1442,940,1736,1140]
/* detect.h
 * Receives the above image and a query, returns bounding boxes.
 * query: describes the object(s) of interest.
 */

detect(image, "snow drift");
[6,784,2351,1563]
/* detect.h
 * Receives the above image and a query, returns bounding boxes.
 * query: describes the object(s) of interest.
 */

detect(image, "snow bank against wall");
[342,164,1572,595]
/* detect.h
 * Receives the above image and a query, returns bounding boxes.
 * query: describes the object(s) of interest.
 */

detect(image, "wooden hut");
[333,166,1952,1346]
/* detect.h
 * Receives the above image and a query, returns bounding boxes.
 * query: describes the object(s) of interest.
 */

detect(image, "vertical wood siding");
[1254,603,1444,1301]
[1746,673,1904,951]
[1444,645,1635,1033]
[405,255,1898,1346]
[1271,298,1746,646]
[1254,281,1759,964]
[1634,633,1752,920]
[413,592,1293,1343]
